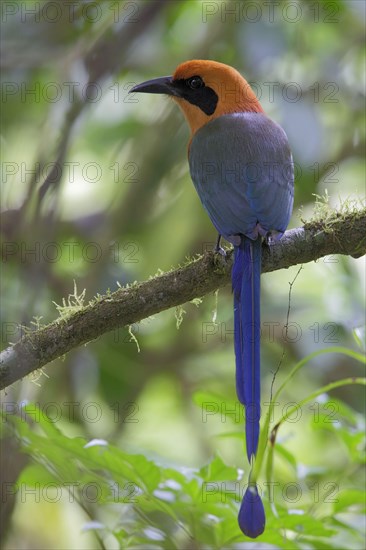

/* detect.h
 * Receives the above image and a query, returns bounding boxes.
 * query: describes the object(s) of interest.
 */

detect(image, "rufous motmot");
[130,60,294,539]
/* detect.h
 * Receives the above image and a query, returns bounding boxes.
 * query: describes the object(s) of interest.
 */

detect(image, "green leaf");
[270,509,337,537]
[334,489,366,513]
[193,390,241,424]
[253,347,366,482]
[274,444,298,471]
[198,454,238,482]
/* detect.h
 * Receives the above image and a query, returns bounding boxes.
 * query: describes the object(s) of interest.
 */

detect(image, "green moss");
[303,193,366,234]
[175,304,186,329]
[52,280,86,321]
[128,324,140,352]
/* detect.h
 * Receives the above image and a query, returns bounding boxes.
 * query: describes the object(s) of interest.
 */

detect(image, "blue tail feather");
[238,484,265,538]
[232,236,261,461]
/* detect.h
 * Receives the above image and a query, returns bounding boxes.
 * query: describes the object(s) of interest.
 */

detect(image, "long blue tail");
[232,235,261,461]
[233,236,265,539]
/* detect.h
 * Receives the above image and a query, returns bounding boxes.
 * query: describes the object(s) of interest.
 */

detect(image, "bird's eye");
[187,76,204,89]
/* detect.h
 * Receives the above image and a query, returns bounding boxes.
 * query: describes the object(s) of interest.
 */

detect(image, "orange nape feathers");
[172,60,264,135]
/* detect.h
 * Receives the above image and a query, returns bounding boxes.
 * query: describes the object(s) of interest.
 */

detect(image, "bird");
[129,60,294,539]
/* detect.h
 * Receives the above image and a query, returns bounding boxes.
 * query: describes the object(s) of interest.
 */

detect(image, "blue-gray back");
[189,112,294,242]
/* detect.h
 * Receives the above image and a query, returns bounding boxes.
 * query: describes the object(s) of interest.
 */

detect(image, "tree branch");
[1,208,365,390]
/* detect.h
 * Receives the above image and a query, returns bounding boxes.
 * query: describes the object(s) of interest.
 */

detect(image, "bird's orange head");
[130,60,264,135]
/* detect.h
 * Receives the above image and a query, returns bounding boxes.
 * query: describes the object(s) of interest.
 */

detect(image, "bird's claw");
[215,245,226,256]
[265,230,283,246]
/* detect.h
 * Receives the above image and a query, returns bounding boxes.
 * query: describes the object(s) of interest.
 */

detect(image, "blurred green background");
[1,0,365,548]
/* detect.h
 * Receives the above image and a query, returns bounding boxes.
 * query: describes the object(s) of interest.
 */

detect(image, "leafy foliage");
[3,343,365,549]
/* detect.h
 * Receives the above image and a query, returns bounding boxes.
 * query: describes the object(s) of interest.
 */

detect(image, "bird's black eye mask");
[171,75,218,115]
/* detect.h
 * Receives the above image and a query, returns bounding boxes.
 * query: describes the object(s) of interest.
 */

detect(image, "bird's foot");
[215,245,226,256]
[265,230,283,246]
[214,234,227,256]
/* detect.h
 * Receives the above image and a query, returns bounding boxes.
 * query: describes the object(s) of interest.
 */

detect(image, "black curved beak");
[129,76,177,96]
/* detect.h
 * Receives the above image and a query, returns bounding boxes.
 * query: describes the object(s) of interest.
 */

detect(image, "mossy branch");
[1,207,365,390]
